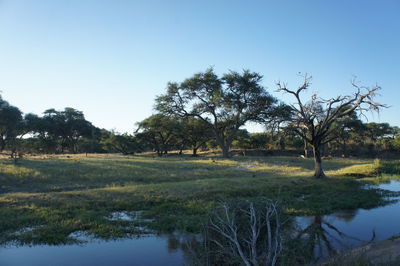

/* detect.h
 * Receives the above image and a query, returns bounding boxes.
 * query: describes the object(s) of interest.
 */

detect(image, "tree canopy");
[156,68,282,157]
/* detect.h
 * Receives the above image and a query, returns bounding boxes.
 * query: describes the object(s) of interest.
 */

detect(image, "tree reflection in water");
[165,200,289,265]
[296,212,375,264]
[165,209,376,265]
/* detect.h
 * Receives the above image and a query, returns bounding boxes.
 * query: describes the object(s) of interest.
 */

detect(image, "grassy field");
[0,153,398,245]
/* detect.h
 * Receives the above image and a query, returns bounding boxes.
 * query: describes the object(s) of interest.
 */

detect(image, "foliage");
[155,68,282,157]
[101,133,141,154]
[0,95,23,155]
[135,114,182,156]
[179,117,213,156]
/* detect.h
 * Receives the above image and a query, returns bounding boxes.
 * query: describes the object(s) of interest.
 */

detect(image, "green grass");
[0,154,397,245]
[335,158,400,183]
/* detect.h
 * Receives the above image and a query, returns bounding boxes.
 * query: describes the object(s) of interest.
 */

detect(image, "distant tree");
[282,132,304,150]
[362,122,398,150]
[76,127,103,154]
[330,110,364,156]
[100,133,141,155]
[364,123,392,143]
[22,113,42,134]
[180,117,213,156]
[0,95,23,155]
[277,75,385,178]
[156,68,280,157]
[77,138,102,155]
[392,135,400,151]
[22,113,58,153]
[135,114,181,156]
[232,129,252,150]
[261,103,293,150]
[41,108,95,153]
[248,133,269,149]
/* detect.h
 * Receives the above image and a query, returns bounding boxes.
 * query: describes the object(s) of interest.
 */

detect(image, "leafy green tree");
[100,133,141,155]
[21,113,58,153]
[156,68,280,157]
[363,122,396,150]
[392,135,400,151]
[248,133,269,149]
[41,108,94,153]
[180,117,213,156]
[136,114,181,156]
[261,103,293,150]
[76,127,103,154]
[231,129,252,150]
[330,111,364,156]
[0,95,23,155]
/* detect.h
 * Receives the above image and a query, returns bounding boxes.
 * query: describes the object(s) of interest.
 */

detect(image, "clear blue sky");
[0,0,399,133]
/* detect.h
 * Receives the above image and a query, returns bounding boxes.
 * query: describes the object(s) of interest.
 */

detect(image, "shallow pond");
[296,179,400,261]
[1,180,400,265]
[0,234,184,266]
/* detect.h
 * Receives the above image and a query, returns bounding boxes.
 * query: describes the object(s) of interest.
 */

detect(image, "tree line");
[1,68,398,177]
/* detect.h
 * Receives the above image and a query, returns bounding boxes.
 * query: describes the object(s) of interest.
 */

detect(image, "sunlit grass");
[0,154,397,245]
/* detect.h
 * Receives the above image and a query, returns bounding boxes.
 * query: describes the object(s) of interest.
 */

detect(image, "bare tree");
[277,75,385,178]
[203,200,285,266]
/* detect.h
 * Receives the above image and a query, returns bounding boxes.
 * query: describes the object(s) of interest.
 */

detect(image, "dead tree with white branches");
[277,75,386,178]
[202,200,285,266]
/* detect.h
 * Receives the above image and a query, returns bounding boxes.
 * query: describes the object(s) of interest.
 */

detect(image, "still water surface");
[0,235,184,266]
[296,180,400,260]
[1,180,400,266]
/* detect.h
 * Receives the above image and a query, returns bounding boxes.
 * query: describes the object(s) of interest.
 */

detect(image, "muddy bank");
[326,237,400,265]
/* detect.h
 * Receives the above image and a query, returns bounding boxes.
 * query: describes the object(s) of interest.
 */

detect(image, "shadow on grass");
[0,155,391,246]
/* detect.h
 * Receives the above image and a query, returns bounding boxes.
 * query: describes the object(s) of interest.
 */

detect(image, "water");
[1,180,400,265]
[296,179,400,260]
[377,179,400,192]
[0,235,184,266]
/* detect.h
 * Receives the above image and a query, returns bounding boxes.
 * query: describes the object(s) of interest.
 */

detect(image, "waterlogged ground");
[0,154,399,265]
[1,180,400,266]
[296,180,400,262]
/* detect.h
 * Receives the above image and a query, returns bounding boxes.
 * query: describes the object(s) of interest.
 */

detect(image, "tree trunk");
[279,136,285,150]
[214,131,230,158]
[72,142,77,154]
[342,138,347,157]
[192,147,198,157]
[312,145,325,178]
[0,137,5,152]
[221,144,230,158]
[201,143,207,151]
[303,139,308,158]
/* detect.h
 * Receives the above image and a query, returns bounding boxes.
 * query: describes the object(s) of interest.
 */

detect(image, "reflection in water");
[167,233,180,253]
[332,209,358,222]
[296,214,374,263]
[0,235,185,266]
[293,180,400,263]
[182,180,400,265]
[178,214,373,265]
[1,180,400,265]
